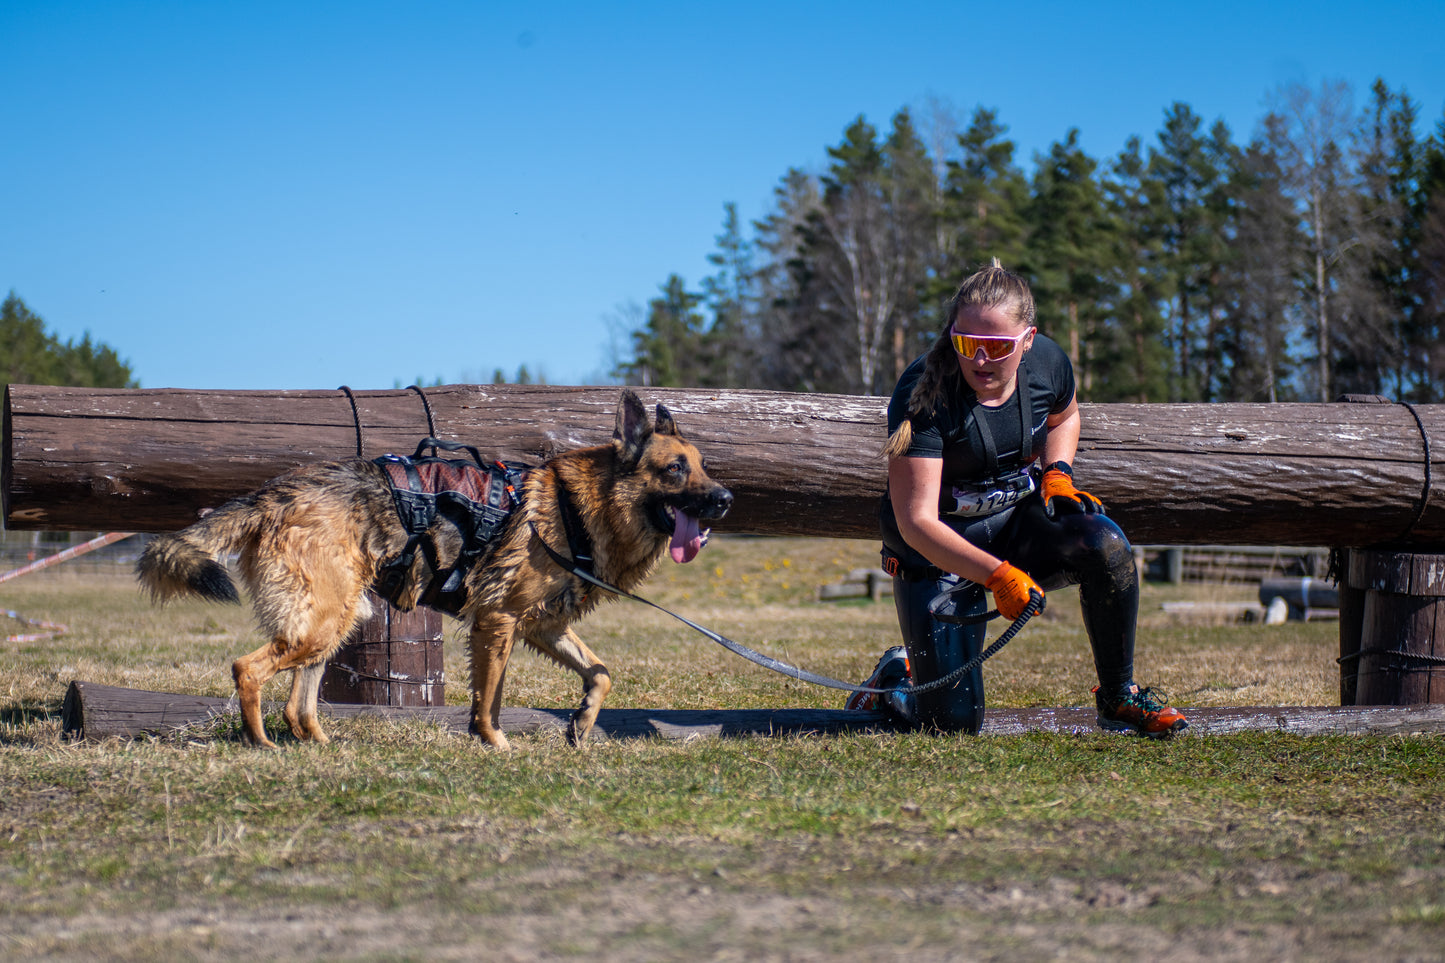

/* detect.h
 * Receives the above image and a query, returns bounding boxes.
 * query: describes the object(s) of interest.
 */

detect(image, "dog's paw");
[468,719,513,751]
[565,717,595,747]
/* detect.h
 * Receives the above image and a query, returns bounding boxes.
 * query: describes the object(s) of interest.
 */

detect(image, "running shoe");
[845,646,910,712]
[1093,684,1189,739]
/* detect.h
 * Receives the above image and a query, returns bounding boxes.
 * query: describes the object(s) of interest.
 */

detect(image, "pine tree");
[753,168,830,392]
[1218,116,1308,401]
[1194,120,1243,402]
[883,108,942,381]
[1412,108,1445,399]
[1145,103,1235,401]
[1025,129,1113,398]
[612,275,707,387]
[0,292,137,388]
[1346,79,1424,398]
[1099,137,1171,401]
[939,107,1030,291]
[700,202,758,387]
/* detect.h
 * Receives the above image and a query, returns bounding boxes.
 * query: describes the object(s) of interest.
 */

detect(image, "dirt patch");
[2,869,1434,963]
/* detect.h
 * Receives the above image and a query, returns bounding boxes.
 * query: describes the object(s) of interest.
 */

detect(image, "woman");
[847,259,1187,738]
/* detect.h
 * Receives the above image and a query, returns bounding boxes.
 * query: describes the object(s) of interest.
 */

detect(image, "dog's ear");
[614,389,651,463]
[654,403,678,436]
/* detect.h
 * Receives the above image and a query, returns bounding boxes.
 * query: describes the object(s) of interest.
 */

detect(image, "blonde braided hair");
[883,259,1036,459]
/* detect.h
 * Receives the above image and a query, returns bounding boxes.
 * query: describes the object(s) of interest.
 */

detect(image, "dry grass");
[0,536,1340,722]
[0,536,1338,723]
[2,538,1435,963]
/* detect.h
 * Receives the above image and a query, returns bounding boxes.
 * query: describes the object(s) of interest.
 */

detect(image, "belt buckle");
[881,555,900,578]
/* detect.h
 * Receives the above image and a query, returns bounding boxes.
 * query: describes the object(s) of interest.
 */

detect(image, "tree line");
[615,78,1445,403]
[1,292,136,389]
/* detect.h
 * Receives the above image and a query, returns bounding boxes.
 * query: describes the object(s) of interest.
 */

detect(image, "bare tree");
[804,112,935,394]
[811,178,907,393]
[917,93,964,263]
[1270,80,1357,401]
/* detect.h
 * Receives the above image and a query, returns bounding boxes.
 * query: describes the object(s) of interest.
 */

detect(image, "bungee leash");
[529,521,1044,698]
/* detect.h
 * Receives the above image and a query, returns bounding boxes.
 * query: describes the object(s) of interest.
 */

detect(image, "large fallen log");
[60,680,1445,742]
[5,384,1443,546]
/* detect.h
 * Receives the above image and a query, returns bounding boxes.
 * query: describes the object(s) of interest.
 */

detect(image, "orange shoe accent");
[1093,685,1189,739]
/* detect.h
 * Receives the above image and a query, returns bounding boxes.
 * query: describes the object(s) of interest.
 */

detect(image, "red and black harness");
[370,439,532,616]
[370,438,599,617]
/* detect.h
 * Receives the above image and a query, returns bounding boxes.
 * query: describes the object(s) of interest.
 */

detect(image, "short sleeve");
[887,360,944,459]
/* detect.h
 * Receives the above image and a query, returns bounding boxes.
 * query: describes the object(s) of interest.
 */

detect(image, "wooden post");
[1345,550,1445,705]
[319,592,446,707]
[1336,548,1365,706]
[1165,547,1183,585]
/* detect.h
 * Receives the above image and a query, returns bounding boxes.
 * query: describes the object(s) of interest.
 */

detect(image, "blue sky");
[5,1,1444,391]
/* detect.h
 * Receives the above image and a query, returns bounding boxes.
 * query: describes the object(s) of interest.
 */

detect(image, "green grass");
[0,538,1439,961]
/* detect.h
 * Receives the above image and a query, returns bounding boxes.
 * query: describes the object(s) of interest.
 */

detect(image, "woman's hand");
[984,561,1045,620]
[1040,464,1103,516]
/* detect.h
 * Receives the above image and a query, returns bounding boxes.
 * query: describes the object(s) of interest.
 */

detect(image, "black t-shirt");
[880,334,1076,551]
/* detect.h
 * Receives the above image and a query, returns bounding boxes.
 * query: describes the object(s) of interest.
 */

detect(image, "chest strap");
[965,358,1033,477]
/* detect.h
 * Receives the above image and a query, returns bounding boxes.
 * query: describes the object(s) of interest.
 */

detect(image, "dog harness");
[371,438,530,616]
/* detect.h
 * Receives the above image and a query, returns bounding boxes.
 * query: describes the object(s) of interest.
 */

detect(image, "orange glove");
[1040,461,1103,516]
[984,561,1044,621]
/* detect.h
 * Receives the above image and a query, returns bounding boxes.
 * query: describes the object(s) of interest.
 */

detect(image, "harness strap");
[962,358,1033,479]
[1018,360,1033,463]
[370,443,532,615]
[553,479,594,570]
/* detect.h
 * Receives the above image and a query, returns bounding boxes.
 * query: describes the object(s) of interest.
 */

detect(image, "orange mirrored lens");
[950,332,1022,360]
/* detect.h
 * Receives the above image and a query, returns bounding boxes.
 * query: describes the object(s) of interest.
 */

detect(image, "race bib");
[943,472,1037,518]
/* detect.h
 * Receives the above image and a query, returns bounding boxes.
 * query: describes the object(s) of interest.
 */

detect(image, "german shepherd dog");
[137,390,732,750]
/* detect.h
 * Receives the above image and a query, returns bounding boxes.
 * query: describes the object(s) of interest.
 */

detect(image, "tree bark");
[6,383,1443,547]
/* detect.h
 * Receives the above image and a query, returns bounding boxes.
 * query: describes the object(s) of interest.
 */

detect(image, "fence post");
[1344,549,1445,705]
[319,592,446,707]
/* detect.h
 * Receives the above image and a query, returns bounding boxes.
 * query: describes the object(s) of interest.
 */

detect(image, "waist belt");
[371,438,530,616]
[880,548,944,583]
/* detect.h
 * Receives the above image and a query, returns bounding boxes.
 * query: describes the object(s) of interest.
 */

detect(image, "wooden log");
[5,384,1444,546]
[59,680,1445,742]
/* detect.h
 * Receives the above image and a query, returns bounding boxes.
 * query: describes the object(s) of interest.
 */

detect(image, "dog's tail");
[135,497,262,604]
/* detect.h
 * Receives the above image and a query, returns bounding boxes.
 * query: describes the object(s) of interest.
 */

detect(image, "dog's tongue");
[670,509,704,563]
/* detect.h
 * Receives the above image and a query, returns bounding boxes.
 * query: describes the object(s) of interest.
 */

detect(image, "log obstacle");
[5,383,1445,545]
[6,383,1445,716]
[1338,549,1445,705]
[59,680,1445,742]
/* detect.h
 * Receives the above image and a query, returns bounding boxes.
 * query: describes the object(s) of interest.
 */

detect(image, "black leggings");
[890,497,1138,733]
